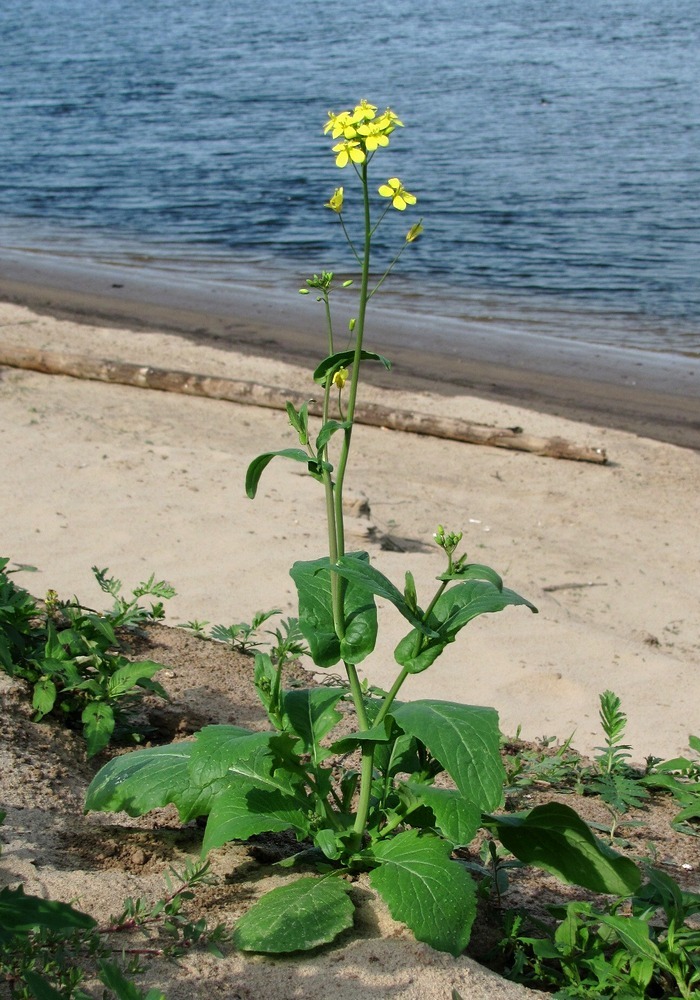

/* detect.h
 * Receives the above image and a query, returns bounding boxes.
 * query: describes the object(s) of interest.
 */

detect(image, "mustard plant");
[86,102,640,955]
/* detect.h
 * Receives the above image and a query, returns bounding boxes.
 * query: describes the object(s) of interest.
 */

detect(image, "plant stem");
[333,159,372,566]
[333,160,376,845]
[374,665,411,727]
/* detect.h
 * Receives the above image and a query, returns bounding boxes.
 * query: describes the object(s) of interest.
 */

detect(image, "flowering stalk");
[320,102,421,839]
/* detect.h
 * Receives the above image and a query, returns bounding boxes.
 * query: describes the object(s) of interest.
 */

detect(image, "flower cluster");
[434,525,463,557]
[324,100,403,168]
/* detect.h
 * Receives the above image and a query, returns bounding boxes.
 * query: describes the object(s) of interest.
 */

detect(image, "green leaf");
[369,830,476,956]
[290,553,377,667]
[202,782,310,854]
[487,802,642,896]
[233,877,354,953]
[98,960,167,1000]
[286,400,309,445]
[392,701,505,811]
[282,688,344,763]
[374,728,419,781]
[32,676,57,719]
[330,555,437,636]
[106,659,165,698]
[245,448,321,499]
[598,915,665,966]
[187,728,310,853]
[404,783,481,847]
[437,563,504,588]
[85,742,208,821]
[395,580,536,674]
[315,419,351,453]
[187,725,260,785]
[82,701,115,757]
[0,886,95,943]
[313,349,391,386]
[21,972,66,1000]
[196,730,304,795]
[331,719,393,755]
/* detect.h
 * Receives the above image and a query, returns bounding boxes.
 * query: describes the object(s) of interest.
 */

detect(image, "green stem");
[336,160,375,844]
[344,659,373,841]
[322,291,334,356]
[333,158,372,565]
[374,664,411,728]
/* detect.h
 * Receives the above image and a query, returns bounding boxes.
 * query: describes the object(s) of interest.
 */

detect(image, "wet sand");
[1,248,698,449]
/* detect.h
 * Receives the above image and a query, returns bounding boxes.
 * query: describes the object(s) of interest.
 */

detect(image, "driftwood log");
[0,345,607,464]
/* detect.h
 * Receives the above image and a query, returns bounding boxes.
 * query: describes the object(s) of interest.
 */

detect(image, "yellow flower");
[325,187,344,213]
[350,99,378,124]
[356,120,390,152]
[333,139,366,168]
[378,177,417,211]
[324,110,357,139]
[405,221,424,243]
[332,367,349,389]
[375,108,403,132]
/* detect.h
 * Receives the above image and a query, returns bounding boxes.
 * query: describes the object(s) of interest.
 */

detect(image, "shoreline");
[1,248,698,449]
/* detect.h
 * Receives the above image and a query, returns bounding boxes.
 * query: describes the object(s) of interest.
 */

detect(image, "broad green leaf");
[190,728,304,798]
[404,783,481,847]
[82,701,115,757]
[32,677,56,719]
[190,730,310,854]
[374,729,419,781]
[290,553,377,667]
[253,652,278,717]
[437,563,504,588]
[245,448,326,499]
[106,659,165,698]
[330,555,437,636]
[282,688,344,763]
[85,742,202,820]
[313,349,391,386]
[488,802,642,896]
[187,724,259,785]
[369,830,476,956]
[233,876,354,952]
[395,580,536,673]
[0,886,95,943]
[392,700,505,811]
[202,782,310,854]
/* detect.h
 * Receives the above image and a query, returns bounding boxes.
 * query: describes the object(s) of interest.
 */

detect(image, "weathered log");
[0,345,607,463]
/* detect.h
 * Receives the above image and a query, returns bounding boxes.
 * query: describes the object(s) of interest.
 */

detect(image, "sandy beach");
[1,275,699,998]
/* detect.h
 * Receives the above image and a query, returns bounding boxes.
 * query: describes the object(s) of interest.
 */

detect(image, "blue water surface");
[1,0,699,355]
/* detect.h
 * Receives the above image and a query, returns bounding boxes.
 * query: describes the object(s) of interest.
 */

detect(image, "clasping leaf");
[313,349,391,386]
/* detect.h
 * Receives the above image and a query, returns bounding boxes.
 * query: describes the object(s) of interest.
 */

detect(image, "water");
[1,0,699,357]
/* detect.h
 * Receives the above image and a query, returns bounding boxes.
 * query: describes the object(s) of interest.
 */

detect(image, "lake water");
[1,0,699,358]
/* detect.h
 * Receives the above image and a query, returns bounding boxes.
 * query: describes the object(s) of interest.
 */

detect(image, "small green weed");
[497,867,700,998]
[0,560,171,755]
[504,731,584,792]
[92,567,176,628]
[643,735,700,835]
[0,852,226,1000]
[209,607,281,652]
